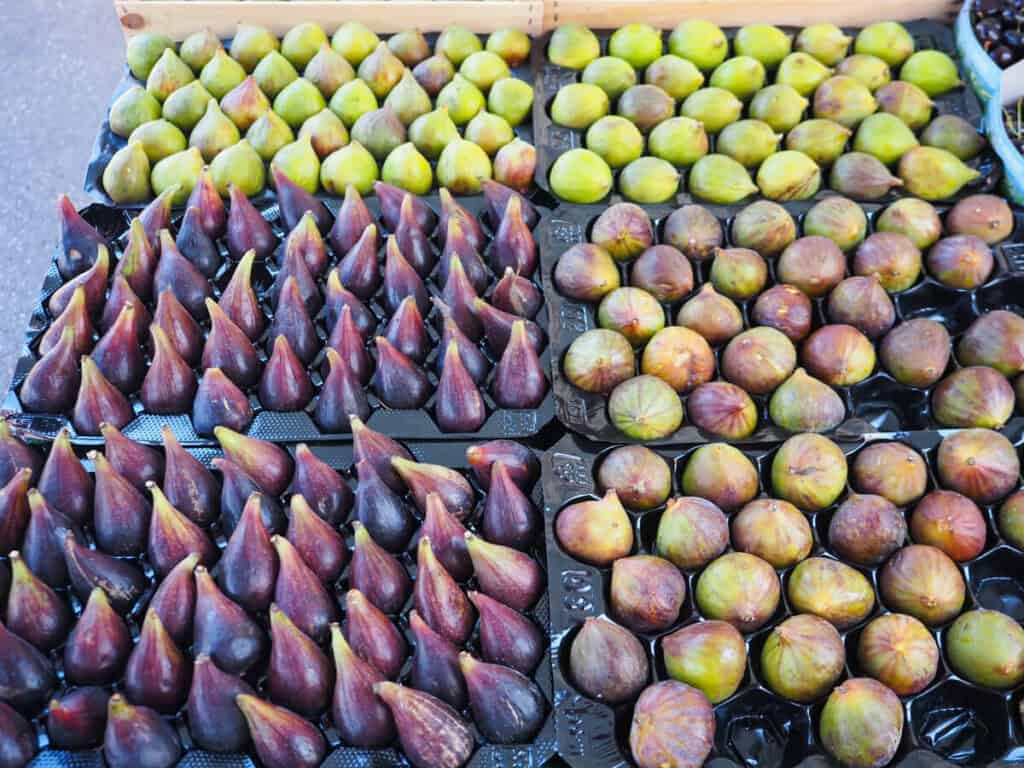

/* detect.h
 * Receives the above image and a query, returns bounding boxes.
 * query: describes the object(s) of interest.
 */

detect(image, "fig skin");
[769,368,846,434]
[555,489,633,567]
[596,446,671,511]
[937,428,1020,504]
[802,324,876,387]
[788,557,875,629]
[562,328,635,394]
[686,381,758,440]
[731,200,797,257]
[828,493,907,566]
[820,678,903,768]
[675,284,744,346]
[777,236,846,298]
[591,203,655,262]
[857,613,938,696]
[695,552,780,633]
[570,616,649,703]
[771,433,848,511]
[926,235,994,290]
[731,498,813,568]
[932,366,1016,429]
[751,284,813,343]
[709,247,767,300]
[662,204,723,261]
[827,275,895,339]
[608,375,684,440]
[721,327,797,395]
[946,194,1014,245]
[879,318,951,388]
[851,442,928,507]
[597,287,665,347]
[610,555,686,633]
[630,245,693,303]
[956,310,1024,377]
[998,490,1024,549]
[760,614,845,702]
[852,231,923,293]
[661,620,747,703]
[554,243,621,302]
[879,544,965,626]
[945,608,1024,689]
[640,327,715,394]
[909,490,986,562]
[656,496,729,570]
[629,681,715,768]
[680,443,759,513]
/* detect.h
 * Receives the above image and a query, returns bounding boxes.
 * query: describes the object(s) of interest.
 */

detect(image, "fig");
[709,56,766,100]
[629,681,715,768]
[686,382,758,440]
[875,80,933,130]
[597,446,671,511]
[795,23,851,65]
[669,19,728,69]
[788,556,875,628]
[769,368,846,434]
[829,493,907,566]
[647,117,708,167]
[721,327,797,395]
[680,444,758,512]
[933,366,1015,429]
[730,200,797,257]
[879,544,965,625]
[756,150,821,201]
[597,287,665,347]
[662,205,723,261]
[551,82,609,130]
[946,609,1024,689]
[562,329,635,394]
[937,428,1019,504]
[777,236,846,298]
[555,490,633,567]
[813,75,877,128]
[586,115,645,168]
[629,246,693,303]
[608,375,685,440]
[675,284,743,346]
[830,152,903,200]
[803,196,868,252]
[695,552,780,632]
[921,115,985,161]
[570,616,649,703]
[731,498,813,568]
[590,203,654,262]
[802,324,876,387]
[618,157,680,203]
[957,311,1024,377]
[852,232,922,293]
[751,284,813,343]
[946,194,1014,245]
[617,84,675,134]
[640,327,715,394]
[656,496,729,570]
[553,243,620,302]
[926,235,993,289]
[879,318,950,388]
[547,24,600,70]
[851,442,928,506]
[820,678,903,768]
[716,119,782,169]
[610,555,686,633]
[899,146,981,201]
[760,614,845,702]
[771,433,848,511]
[709,247,767,300]
[858,613,938,695]
[687,154,758,204]
[910,490,986,562]
[662,621,746,703]
[876,198,942,250]
[827,275,895,339]
[786,118,852,165]
[998,491,1024,549]
[582,57,637,100]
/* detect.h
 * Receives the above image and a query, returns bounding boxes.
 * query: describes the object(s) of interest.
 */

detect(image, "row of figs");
[552,195,1023,440]
[554,428,1024,768]
[542,20,987,205]
[103,22,537,203]
[20,175,548,436]
[0,416,551,768]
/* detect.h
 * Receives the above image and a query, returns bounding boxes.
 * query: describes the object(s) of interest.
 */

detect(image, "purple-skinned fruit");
[415,536,474,645]
[101,276,150,339]
[268,603,332,715]
[555,489,633,567]
[345,588,407,679]
[100,421,163,491]
[353,459,416,552]
[686,381,758,440]
[421,492,472,581]
[6,550,71,651]
[287,493,348,582]
[123,609,189,713]
[22,490,82,586]
[879,544,965,625]
[441,219,491,295]
[467,440,539,491]
[474,297,544,354]
[879,317,951,388]
[215,426,294,497]
[391,456,475,519]
[153,231,213,320]
[350,521,411,614]
[291,443,352,526]
[138,187,174,248]
[0,618,56,714]
[492,267,542,318]
[40,286,94,356]
[48,244,109,319]
[176,205,222,277]
[46,687,110,750]
[932,366,1015,429]
[329,184,375,254]
[324,269,376,337]
[802,324,876,387]
[149,553,198,645]
[62,533,145,612]
[141,325,196,413]
[937,427,1020,504]
[352,415,414,489]
[609,555,686,634]
[469,590,544,674]
[114,219,158,302]
[372,336,432,408]
[384,236,430,316]
[957,310,1024,377]
[927,234,993,289]
[215,457,286,533]
[857,613,939,696]
[193,368,254,436]
[386,296,431,362]
[752,284,813,342]
[570,616,649,704]
[465,532,542,611]
[853,231,923,293]
[409,609,467,709]
[336,224,381,299]
[460,653,545,744]
[375,180,436,232]
[483,178,539,229]
[316,348,371,430]
[270,236,321,314]
[373,682,474,768]
[187,654,255,752]
[436,341,487,433]
[492,320,548,408]
[397,194,435,277]
[631,684,717,767]
[236,694,326,768]
[677,284,744,346]
[0,468,31,553]
[435,300,489,384]
[657,496,729,570]
[103,695,182,768]
[442,254,483,341]
[852,442,928,507]
[227,184,277,259]
[439,187,486,253]
[162,426,219,525]
[273,535,339,642]
[553,244,620,303]
[327,304,374,384]
[20,326,80,414]
[489,195,537,277]
[268,276,319,364]
[154,289,203,365]
[219,250,266,341]
[330,623,396,747]
[272,164,332,233]
[90,450,151,555]
[187,167,227,238]
[481,460,539,549]
[218,493,278,612]
[203,300,261,387]
[0,422,40,491]
[910,489,987,563]
[194,565,267,673]
[260,335,314,411]
[147,482,218,577]
[57,193,110,278]
[283,210,329,275]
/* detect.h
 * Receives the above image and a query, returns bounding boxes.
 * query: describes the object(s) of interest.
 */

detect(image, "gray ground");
[0,0,123,391]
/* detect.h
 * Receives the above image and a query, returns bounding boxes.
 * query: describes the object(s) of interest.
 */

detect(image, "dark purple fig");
[316,348,371,430]
[330,184,375,254]
[100,275,149,340]
[57,194,111,278]
[176,205,222,277]
[46,687,110,750]
[123,609,189,713]
[851,442,928,507]
[0,618,55,714]
[656,495,729,569]
[375,180,436,233]
[676,283,743,346]
[441,255,483,342]
[661,620,747,704]
[819,679,903,768]
[287,493,348,582]
[351,415,413,490]
[336,224,381,300]
[409,609,466,710]
[802,324,876,386]
[272,164,332,233]
[787,557,874,629]
[153,289,203,365]
[878,318,950,388]
[6,550,71,651]
[272,534,338,642]
[40,285,93,356]
[0,422,40,492]
[415,536,474,645]
[330,623,396,747]
[383,236,430,316]
[187,654,255,752]
[385,296,430,363]
[345,588,407,679]
[927,234,993,289]
[391,457,474,519]
[466,440,539,492]
[218,493,278,612]
[420,491,472,582]
[760,613,845,702]
[327,305,373,385]
[372,336,432,408]
[148,482,218,577]
[937,427,1019,504]
[227,184,277,259]
[489,195,537,276]
[852,231,923,293]
[827,275,895,339]
[270,235,321,315]
[482,179,538,230]
[161,426,218,525]
[99,422,163,491]
[0,469,31,553]
[114,219,157,302]
[62,534,146,612]
[236,694,326,768]
[469,590,544,674]
[857,613,938,696]
[149,553,198,646]
[187,167,227,237]
[439,187,485,252]
[610,555,685,634]
[291,443,351,526]
[769,368,846,433]
[552,243,620,302]
[910,489,986,562]
[696,552,781,632]
[492,267,542,318]
[460,653,545,744]
[880,544,965,625]
[153,231,213,320]
[396,193,434,277]
[630,681,714,768]
[570,616,648,703]
[215,458,286,534]
[688,381,759,439]
[373,682,474,768]
[933,366,1015,429]
[492,320,548,408]
[23,490,81,587]
[267,604,332,715]
[194,565,266,673]
[629,245,693,303]
[138,188,173,248]
[49,245,109,319]
[481,460,539,549]
[193,367,254,437]
[91,450,151,555]
[259,335,314,411]
[778,236,846,298]
[268,276,319,365]
[465,532,542,611]
[324,270,377,337]
[141,326,196,413]
[20,326,80,414]
[556,489,633,567]
[436,341,487,433]
[829,493,907,566]
[723,327,797,394]
[957,310,1024,377]
[103,695,182,768]
[203,299,261,388]
[216,426,294,497]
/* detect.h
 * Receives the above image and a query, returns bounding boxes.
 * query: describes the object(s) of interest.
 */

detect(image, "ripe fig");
[999,491,1024,549]
[909,489,986,562]
[772,433,848,511]
[629,681,714,768]
[187,655,255,752]
[641,327,714,394]
[879,544,965,625]
[946,609,1024,689]
[731,498,813,568]
[630,245,693,303]
[661,621,746,703]
[709,247,767,300]
[656,496,729,570]
[591,203,654,262]
[731,200,797,256]
[373,682,473,768]
[553,244,621,302]
[819,679,903,768]
[957,311,1024,377]
[926,235,994,289]
[676,284,743,346]
[804,196,868,252]
[802,324,876,386]
[680,444,758,512]
[607,375,685,440]
[598,287,665,347]
[103,695,181,768]
[408,610,465,711]
[829,493,907,566]
[570,616,649,703]
[751,284,812,343]
[695,552,780,632]
[555,489,633,566]
[946,194,1014,245]
[459,653,545,744]
[722,327,797,394]
[853,232,922,293]
[937,428,1019,504]
[827,276,895,339]
[879,318,950,387]
[769,368,846,434]
[610,555,685,634]
[469,591,544,675]
[857,613,938,695]
[777,236,846,298]
[663,205,723,261]
[788,556,875,628]
[236,694,326,768]
[687,381,758,440]
[933,366,1015,429]
[46,687,109,750]
[596,445,671,511]
[851,442,928,506]
[761,614,845,702]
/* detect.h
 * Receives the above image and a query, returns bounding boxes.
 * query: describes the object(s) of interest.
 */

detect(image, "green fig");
[551,82,609,130]
[382,141,435,195]
[549,148,612,203]
[190,100,240,162]
[582,57,637,100]
[804,196,868,250]
[409,106,459,159]
[619,158,679,203]
[668,19,728,70]
[875,198,942,249]
[247,109,295,161]
[298,109,349,158]
[648,117,708,166]
[351,104,406,161]
[775,53,833,96]
[749,84,809,132]
[586,116,645,168]
[688,154,757,203]
[645,54,703,100]
[717,119,782,168]
[304,43,355,98]
[836,54,891,91]
[486,28,531,67]
[437,74,486,125]
[436,138,490,194]
[437,25,484,66]
[548,24,600,70]
[358,42,405,99]
[709,56,766,100]
[875,80,933,129]
[813,75,877,128]
[162,80,214,131]
[320,141,378,195]
[388,29,431,67]
[487,77,533,127]
[110,86,161,138]
[681,87,743,132]
[853,112,919,165]
[103,141,151,203]
[330,79,378,127]
[734,23,791,67]
[900,50,962,97]
[275,77,327,129]
[921,115,986,160]
[253,51,299,99]
[127,33,175,80]
[220,76,270,131]
[180,28,221,73]
[272,136,321,193]
[230,24,279,72]
[331,22,380,66]
[281,22,328,69]
[385,70,433,126]
[756,150,820,201]
[855,22,915,66]
[464,111,514,155]
[210,139,266,196]
[201,48,246,100]
[608,23,663,69]
[785,119,851,165]
[795,24,851,66]
[147,48,195,102]
[151,147,203,204]
[898,146,981,200]
[460,51,510,92]
[129,119,187,163]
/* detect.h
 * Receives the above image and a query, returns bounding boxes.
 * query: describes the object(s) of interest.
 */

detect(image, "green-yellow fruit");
[487,77,534,127]
[813,75,877,128]
[230,24,279,72]
[645,54,704,100]
[110,86,161,137]
[281,22,328,69]
[549,148,613,203]
[385,69,433,126]
[162,81,214,132]
[855,22,915,66]
[321,141,378,195]
[486,28,531,67]
[179,28,221,73]
[900,50,962,97]
[381,142,433,195]
[585,116,644,168]
[681,87,743,132]
[304,43,356,99]
[548,24,601,70]
[437,74,485,125]
[775,53,833,97]
[358,43,405,99]
[608,23,663,69]
[897,146,981,200]
[648,117,708,166]
[550,82,610,130]
[795,23,852,66]
[688,154,757,203]
[274,78,326,128]
[464,111,514,156]
[210,139,266,196]
[717,119,782,168]
[103,141,151,203]
[837,54,891,92]
[734,23,792,67]
[409,106,459,159]
[201,49,246,100]
[619,157,679,203]
[756,150,821,201]
[330,79,377,127]
[129,119,187,163]
[298,109,349,159]
[436,138,491,194]
[749,84,809,132]
[189,100,240,162]
[272,136,321,193]
[668,20,729,70]
[709,56,766,100]
[436,25,484,66]
[460,51,511,92]
[331,22,380,66]
[253,51,299,99]
[582,57,637,99]
[785,119,852,165]
[151,147,202,204]
[127,33,175,81]
[853,113,919,165]
[147,49,195,103]
[247,109,295,161]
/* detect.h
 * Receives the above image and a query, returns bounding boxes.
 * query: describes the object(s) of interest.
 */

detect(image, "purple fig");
[829,493,907,566]
[910,489,987,562]
[149,553,198,645]
[927,234,993,289]
[215,457,285,533]
[316,347,371,430]
[219,250,266,341]
[441,219,490,295]
[153,231,213,319]
[570,616,648,703]
[187,167,227,238]
[687,381,759,440]
[329,184,375,254]
[103,695,181,768]
[291,443,352,525]
[492,320,547,408]
[62,533,145,612]
[193,367,254,436]
[273,534,338,642]
[327,303,373,386]
[676,284,743,346]
[23,490,81,587]
[176,205,222,277]
[957,310,1024,377]
[489,195,537,277]
[216,426,294,497]
[218,493,278,612]
[114,219,158,302]
[465,532,542,611]
[57,194,110,278]
[40,285,94,357]
[123,609,189,713]
[482,178,538,229]
[46,687,110,750]
[194,565,266,673]
[481,460,539,549]
[373,682,474,768]
[879,318,950,388]
[386,296,430,362]
[161,426,219,525]
[466,440,538,491]
[345,589,407,679]
[372,336,431,408]
[91,450,151,555]
[436,341,487,433]
[777,235,846,298]
[259,335,314,411]
[153,289,203,365]
[100,421,163,491]
[324,269,377,337]
[141,325,197,413]
[203,299,261,387]
[853,231,923,293]
[629,681,714,768]
[6,550,70,651]
[475,297,544,354]
[351,415,413,489]
[336,224,381,299]
[350,521,411,615]
[802,324,876,386]
[330,624,396,747]
[0,469,32,553]
[267,603,332,715]
[391,457,474,519]
[409,609,466,709]
[20,326,80,414]
[656,496,729,569]
[0,618,55,714]
[287,493,348,582]
[435,299,489,384]
[284,213,330,282]
[101,275,150,339]
[415,537,474,645]
[270,235,321,314]
[721,327,797,395]
[383,236,430,316]
[187,654,255,752]
[354,459,416,552]
[375,180,436,232]
[553,243,620,302]
[397,194,435,276]
[492,267,542,319]
[138,188,174,248]
[439,188,486,252]
[933,365,1016,429]
[442,254,483,341]
[421,492,472,581]
[751,284,813,342]
[460,652,544,744]
[227,184,277,259]
[0,423,40,492]
[469,590,544,674]
[268,276,319,365]
[272,164,332,233]
[48,245,109,319]
[147,482,218,577]
[609,555,686,634]
[236,694,326,768]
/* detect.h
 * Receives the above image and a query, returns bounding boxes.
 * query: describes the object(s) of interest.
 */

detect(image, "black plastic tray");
[530,20,1001,207]
[7,434,556,768]
[538,199,1024,445]
[542,427,1024,768]
[4,195,556,446]
[85,30,536,209]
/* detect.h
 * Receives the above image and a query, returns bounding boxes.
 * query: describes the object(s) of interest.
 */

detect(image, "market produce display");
[972,0,1024,67]
[539,20,990,204]
[98,23,536,203]
[10,179,549,440]
[0,422,552,768]
[545,194,1024,441]
[544,428,1024,768]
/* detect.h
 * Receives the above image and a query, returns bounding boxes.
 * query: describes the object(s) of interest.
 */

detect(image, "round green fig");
[771,433,847,511]
[618,158,680,204]
[932,366,1015,429]
[851,442,928,507]
[661,621,746,703]
[549,149,613,204]
[608,375,684,440]
[803,196,867,252]
[820,678,904,768]
[681,444,758,513]
[876,198,941,250]
[597,445,672,511]
[609,23,663,69]
[717,119,782,169]
[709,56,766,100]
[641,327,715,394]
[687,154,757,204]
[756,150,821,201]
[879,544,965,625]
[548,24,600,70]
[946,609,1024,689]
[837,54,892,92]
[709,247,767,300]
[645,55,704,100]
[582,57,637,100]
[787,556,875,629]
[647,117,708,167]
[681,88,744,133]
[611,555,685,634]
[563,328,635,394]
[900,50,961,97]
[937,428,1020,504]
[668,19,728,70]
[909,489,986,563]
[858,613,938,696]
[828,493,907,566]
[795,23,852,66]
[656,496,729,570]
[695,552,780,632]
[731,200,797,257]
[731,498,813,568]
[550,82,610,130]
[586,116,644,169]
[785,119,852,165]
[760,614,845,702]
[629,681,714,768]
[598,287,665,347]
[769,368,846,434]
[776,52,835,96]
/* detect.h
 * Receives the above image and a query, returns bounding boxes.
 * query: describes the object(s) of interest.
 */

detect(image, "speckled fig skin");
[937,428,1020,504]
[610,555,686,633]
[998,490,1024,549]
[597,446,672,511]
[879,318,951,388]
[562,329,635,394]
[591,203,655,262]
[851,442,928,507]
[695,552,780,632]
[553,243,621,302]
[640,327,715,394]
[760,614,845,702]
[827,275,895,339]
[731,200,797,257]
[570,616,649,703]
[722,327,797,395]
[857,613,938,696]
[802,324,876,387]
[709,247,768,300]
[769,368,846,434]
[932,366,1016,429]
[663,204,723,260]
[957,311,1024,377]
[681,444,759,513]
[608,375,685,440]
[777,236,846,298]
[751,284,813,342]
[630,681,715,768]
[630,245,694,303]
[597,287,665,347]
[909,489,987,562]
[676,284,744,346]
[879,544,965,625]
[555,489,633,567]
[771,433,848,511]
[828,493,907,566]
[788,557,875,629]
[661,620,746,703]
[926,235,994,290]
[686,382,758,440]
[852,232,923,293]
[945,608,1024,689]
[656,496,729,570]
[732,498,813,568]
[946,194,1014,245]
[820,678,903,768]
